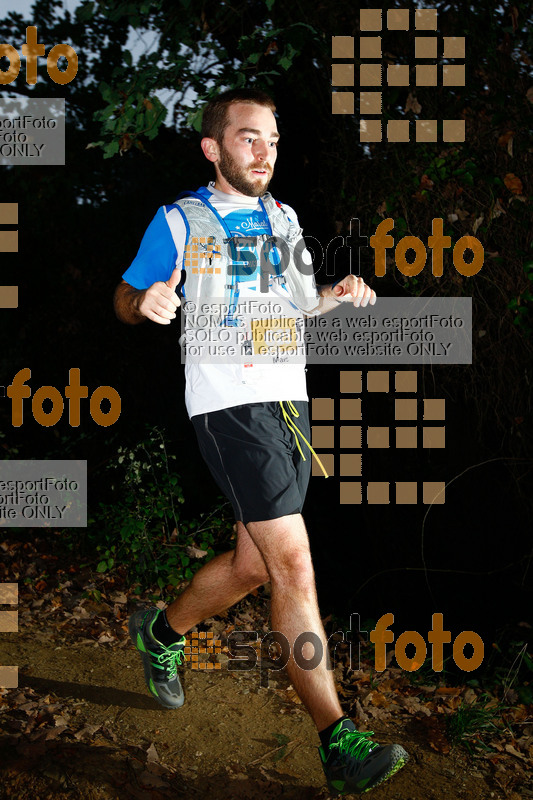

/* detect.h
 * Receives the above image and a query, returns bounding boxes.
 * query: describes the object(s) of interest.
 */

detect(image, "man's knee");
[268,547,315,591]
[246,515,315,590]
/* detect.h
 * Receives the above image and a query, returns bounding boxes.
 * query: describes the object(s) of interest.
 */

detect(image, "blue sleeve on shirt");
[122,206,177,289]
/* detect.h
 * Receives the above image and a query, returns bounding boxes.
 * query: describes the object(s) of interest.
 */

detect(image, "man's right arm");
[115,205,185,325]
[114,269,182,326]
[114,281,148,325]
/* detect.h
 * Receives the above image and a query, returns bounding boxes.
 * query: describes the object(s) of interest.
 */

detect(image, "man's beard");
[217,144,272,197]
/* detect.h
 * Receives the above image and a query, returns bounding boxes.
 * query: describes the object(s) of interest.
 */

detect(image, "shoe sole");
[326,745,409,796]
[128,609,185,710]
[362,746,409,793]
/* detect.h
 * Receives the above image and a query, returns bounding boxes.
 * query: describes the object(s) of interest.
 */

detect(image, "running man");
[114,88,408,795]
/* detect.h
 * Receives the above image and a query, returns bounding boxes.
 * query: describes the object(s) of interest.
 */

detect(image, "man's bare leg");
[164,513,341,730]
[165,522,269,634]
[246,514,343,732]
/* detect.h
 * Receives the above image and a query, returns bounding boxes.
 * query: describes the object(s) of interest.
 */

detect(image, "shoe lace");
[149,642,185,679]
[329,729,378,761]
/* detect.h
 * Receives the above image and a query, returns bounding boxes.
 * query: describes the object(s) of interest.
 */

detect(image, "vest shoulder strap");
[163,203,190,260]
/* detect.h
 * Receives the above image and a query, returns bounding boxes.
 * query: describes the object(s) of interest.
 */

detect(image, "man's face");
[211,103,279,197]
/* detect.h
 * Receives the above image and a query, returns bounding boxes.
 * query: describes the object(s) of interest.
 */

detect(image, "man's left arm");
[315,275,376,314]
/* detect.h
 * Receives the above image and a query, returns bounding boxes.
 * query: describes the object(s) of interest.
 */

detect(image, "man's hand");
[137,267,182,324]
[114,267,182,325]
[316,275,377,315]
[332,274,376,308]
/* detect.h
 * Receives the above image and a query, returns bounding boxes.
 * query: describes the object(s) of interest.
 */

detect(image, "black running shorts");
[191,401,311,525]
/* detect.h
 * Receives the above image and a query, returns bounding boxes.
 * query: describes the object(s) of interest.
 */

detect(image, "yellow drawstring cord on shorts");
[278,401,329,478]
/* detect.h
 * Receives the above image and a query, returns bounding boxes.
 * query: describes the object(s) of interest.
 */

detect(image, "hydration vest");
[162,187,320,327]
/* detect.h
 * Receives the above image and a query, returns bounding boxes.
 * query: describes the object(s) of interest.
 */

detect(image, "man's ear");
[201,137,220,163]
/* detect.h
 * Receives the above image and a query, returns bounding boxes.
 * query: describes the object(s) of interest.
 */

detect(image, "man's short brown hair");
[201,88,276,143]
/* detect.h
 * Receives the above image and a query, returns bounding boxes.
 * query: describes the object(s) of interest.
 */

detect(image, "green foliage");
[405,656,452,688]
[88,426,234,591]
[446,694,503,746]
[272,732,290,761]
[238,22,321,77]
[94,81,167,157]
[488,635,533,705]
[77,1,322,153]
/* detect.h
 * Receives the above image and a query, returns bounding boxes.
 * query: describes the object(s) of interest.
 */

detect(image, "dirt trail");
[0,624,516,800]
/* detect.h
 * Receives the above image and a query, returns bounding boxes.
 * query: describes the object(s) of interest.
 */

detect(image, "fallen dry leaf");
[74,723,101,740]
[284,688,302,704]
[497,130,514,149]
[463,688,478,704]
[489,199,506,221]
[367,705,390,720]
[504,173,523,194]
[472,215,484,235]
[110,591,127,604]
[185,546,208,558]
[405,93,422,114]
[504,743,527,760]
[146,742,160,763]
[363,691,389,709]
[454,207,470,221]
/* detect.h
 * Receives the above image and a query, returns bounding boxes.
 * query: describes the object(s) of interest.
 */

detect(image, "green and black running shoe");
[128,608,186,709]
[319,719,408,795]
